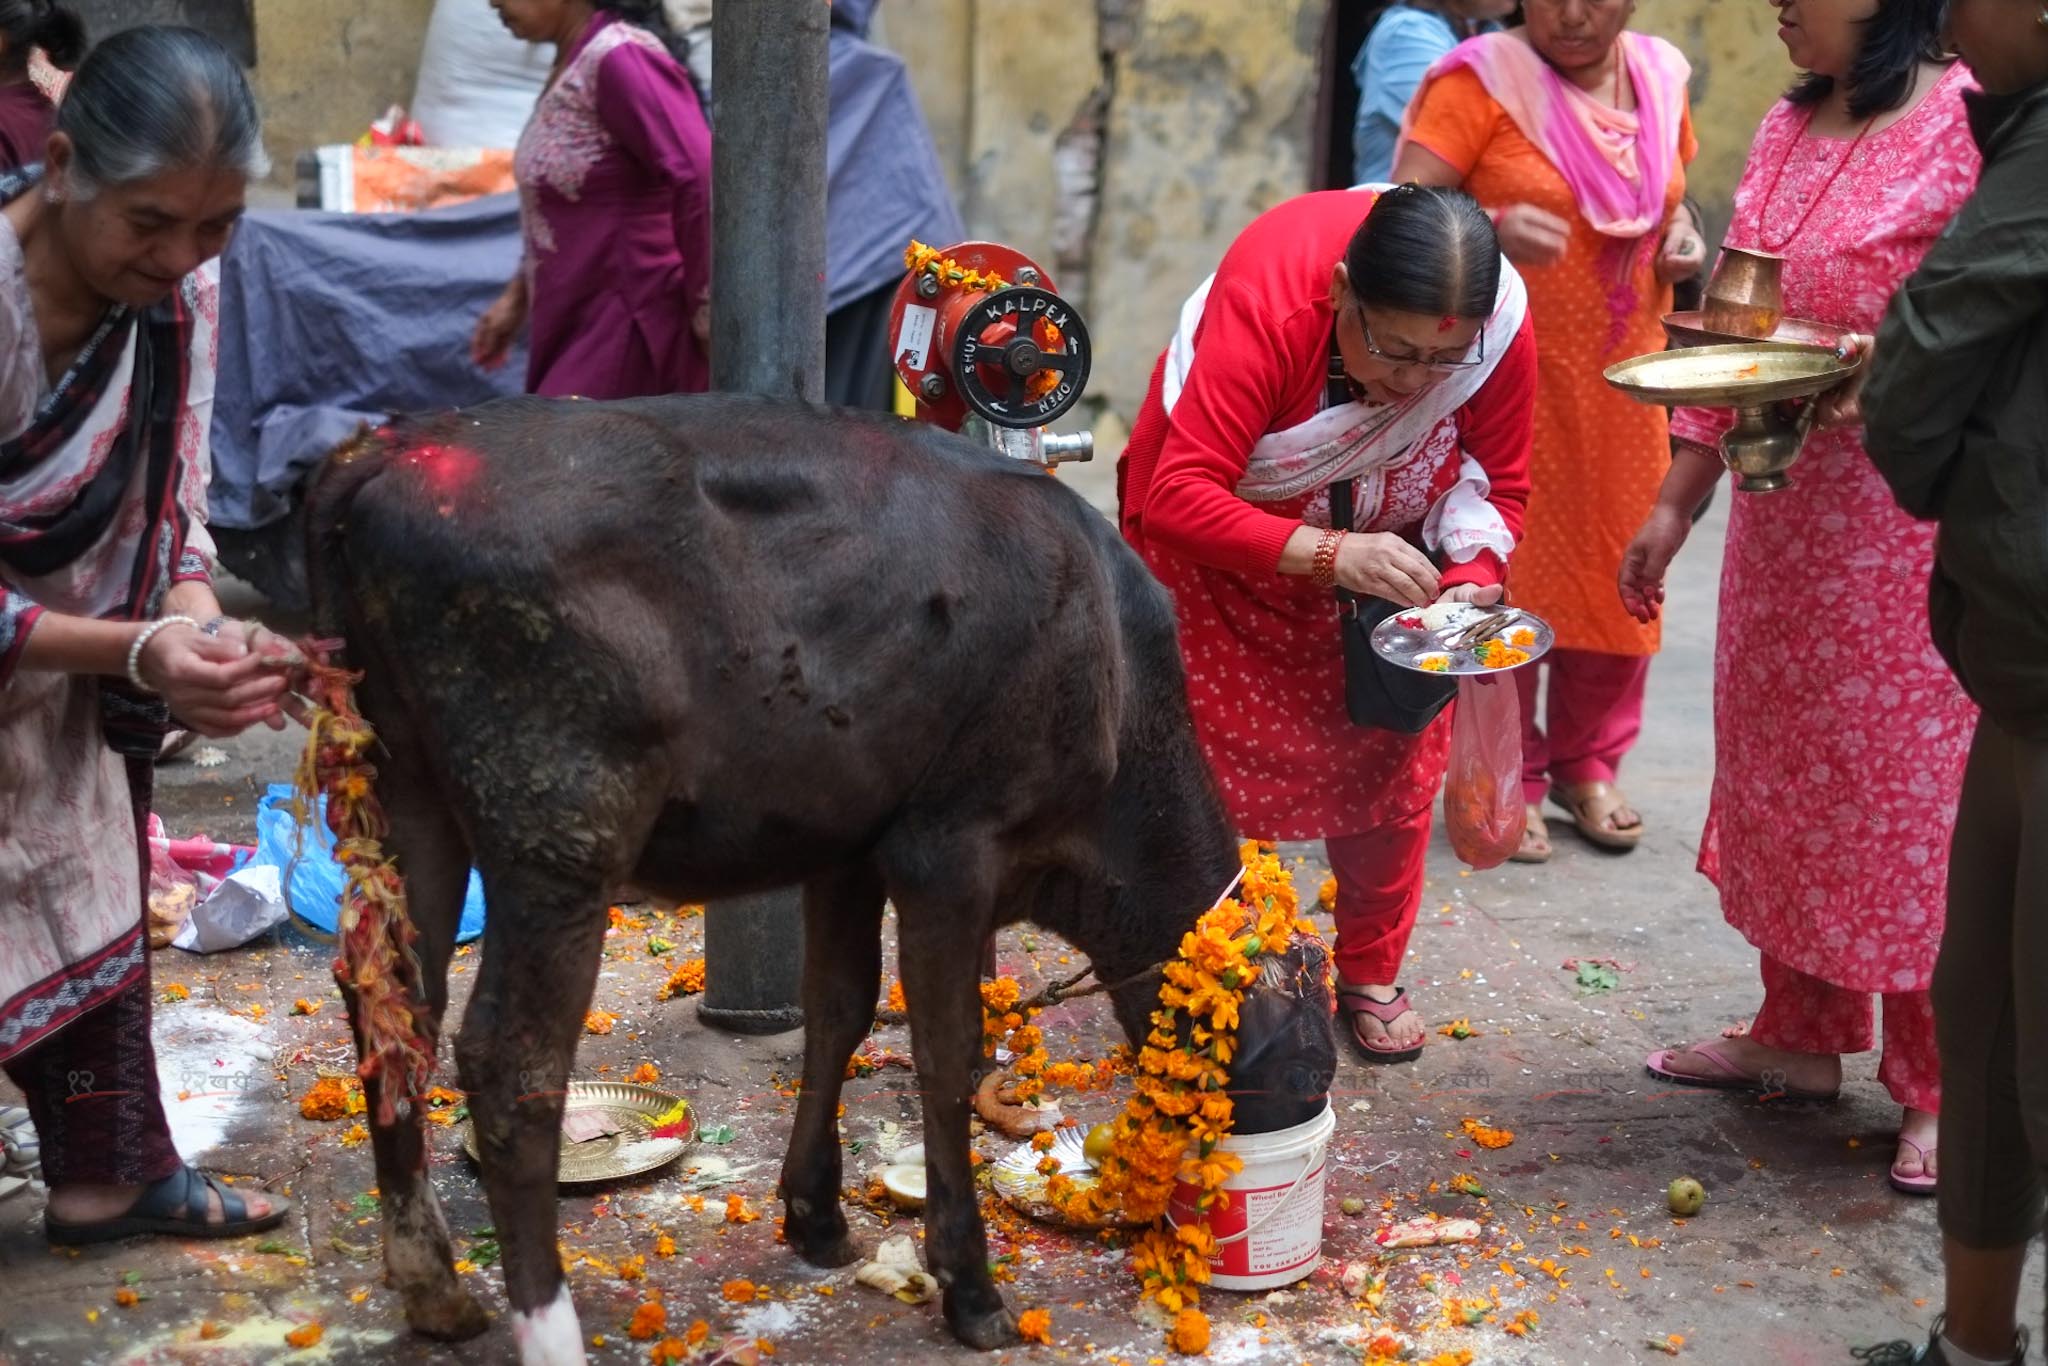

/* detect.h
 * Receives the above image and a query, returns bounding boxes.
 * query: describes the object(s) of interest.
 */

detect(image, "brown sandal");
[1337,986,1424,1065]
[1550,781,1643,851]
[1509,804,1551,863]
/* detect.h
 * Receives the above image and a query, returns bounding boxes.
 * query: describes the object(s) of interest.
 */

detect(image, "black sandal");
[44,1164,291,1246]
[1851,1316,2028,1365]
[1337,986,1425,1065]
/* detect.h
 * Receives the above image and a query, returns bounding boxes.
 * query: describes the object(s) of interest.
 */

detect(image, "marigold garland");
[1034,841,1322,1355]
[903,240,1009,294]
[291,660,438,1128]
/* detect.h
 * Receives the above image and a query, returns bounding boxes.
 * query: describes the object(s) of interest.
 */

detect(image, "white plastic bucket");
[1165,1100,1335,1291]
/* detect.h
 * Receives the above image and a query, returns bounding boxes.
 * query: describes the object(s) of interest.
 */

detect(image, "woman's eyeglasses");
[1354,304,1486,375]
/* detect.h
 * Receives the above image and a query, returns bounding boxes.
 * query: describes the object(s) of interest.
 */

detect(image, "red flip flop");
[1338,987,1424,1065]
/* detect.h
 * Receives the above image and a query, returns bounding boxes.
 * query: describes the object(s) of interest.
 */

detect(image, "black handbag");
[1323,335,1456,735]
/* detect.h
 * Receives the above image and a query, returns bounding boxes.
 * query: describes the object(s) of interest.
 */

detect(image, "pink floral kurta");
[1672,64,1980,993]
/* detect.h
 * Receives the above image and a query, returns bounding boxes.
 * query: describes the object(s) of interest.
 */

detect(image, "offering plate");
[1604,342,1860,493]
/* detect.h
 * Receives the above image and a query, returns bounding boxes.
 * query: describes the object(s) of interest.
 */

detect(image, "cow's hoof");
[404,1285,491,1341]
[787,1224,862,1269]
[944,1291,1021,1351]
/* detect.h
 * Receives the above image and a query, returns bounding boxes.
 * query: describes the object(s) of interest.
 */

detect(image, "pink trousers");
[1751,952,1940,1113]
[1514,648,1650,806]
[1325,803,1432,986]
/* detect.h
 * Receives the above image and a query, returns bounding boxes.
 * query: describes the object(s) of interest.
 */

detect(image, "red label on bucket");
[1167,1158,1328,1287]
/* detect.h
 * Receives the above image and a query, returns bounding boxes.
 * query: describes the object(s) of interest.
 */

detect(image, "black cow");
[304,395,1336,1364]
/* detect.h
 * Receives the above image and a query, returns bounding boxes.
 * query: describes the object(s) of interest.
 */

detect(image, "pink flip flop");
[1890,1137,1937,1196]
[1643,1042,1839,1102]
[1338,987,1424,1065]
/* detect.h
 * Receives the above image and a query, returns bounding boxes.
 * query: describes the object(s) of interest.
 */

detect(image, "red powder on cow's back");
[399,442,483,517]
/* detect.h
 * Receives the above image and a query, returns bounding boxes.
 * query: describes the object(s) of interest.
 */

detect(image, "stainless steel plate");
[461,1081,692,1185]
[1370,604,1554,676]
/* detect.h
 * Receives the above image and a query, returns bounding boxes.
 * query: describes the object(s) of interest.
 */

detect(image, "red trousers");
[1751,951,1940,1113]
[1515,648,1651,805]
[1326,803,1432,985]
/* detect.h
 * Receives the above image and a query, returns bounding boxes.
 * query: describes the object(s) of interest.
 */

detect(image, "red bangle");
[1310,529,1345,589]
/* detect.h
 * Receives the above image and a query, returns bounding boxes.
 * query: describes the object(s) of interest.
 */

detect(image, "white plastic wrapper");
[172,865,289,954]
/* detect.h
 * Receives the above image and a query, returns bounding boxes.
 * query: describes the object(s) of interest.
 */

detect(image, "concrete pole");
[697,0,829,1035]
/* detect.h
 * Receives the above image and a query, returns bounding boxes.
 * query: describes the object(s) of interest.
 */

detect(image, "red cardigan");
[1119,190,1536,591]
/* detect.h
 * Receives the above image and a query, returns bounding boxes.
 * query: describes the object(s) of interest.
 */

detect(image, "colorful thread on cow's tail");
[290,653,436,1127]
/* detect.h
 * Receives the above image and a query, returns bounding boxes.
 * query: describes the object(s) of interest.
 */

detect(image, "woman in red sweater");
[1120,185,1536,1062]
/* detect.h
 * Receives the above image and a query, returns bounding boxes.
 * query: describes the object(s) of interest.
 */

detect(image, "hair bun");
[33,2,87,71]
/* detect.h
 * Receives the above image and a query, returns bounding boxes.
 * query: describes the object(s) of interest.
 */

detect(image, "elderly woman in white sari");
[0,28,298,1244]
[1118,184,1537,1064]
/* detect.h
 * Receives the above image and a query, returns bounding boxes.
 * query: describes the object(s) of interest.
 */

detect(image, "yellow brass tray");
[461,1081,692,1185]
[1604,342,1856,408]
[1661,311,1847,352]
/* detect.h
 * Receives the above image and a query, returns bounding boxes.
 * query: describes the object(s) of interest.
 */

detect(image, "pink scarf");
[1405,29,1690,238]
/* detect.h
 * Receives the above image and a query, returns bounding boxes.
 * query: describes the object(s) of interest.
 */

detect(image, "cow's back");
[310,394,1140,891]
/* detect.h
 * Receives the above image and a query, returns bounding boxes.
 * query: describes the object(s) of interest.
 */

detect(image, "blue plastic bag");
[253,784,487,943]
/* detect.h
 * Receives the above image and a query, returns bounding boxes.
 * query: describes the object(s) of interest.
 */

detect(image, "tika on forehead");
[1438,315,1459,332]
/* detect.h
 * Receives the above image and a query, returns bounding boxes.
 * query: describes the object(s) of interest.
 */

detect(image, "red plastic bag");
[1443,674,1525,869]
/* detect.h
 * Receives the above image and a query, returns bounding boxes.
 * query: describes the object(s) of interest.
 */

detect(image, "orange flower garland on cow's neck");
[1036,841,1317,1355]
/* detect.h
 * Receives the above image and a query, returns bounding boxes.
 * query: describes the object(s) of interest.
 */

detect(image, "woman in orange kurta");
[1394,1,1701,861]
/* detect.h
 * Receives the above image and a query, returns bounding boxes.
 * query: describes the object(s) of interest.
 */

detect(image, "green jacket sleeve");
[1864,124,2048,519]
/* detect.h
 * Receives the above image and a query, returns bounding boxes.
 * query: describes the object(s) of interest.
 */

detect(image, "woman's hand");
[136,625,293,737]
[1618,503,1692,623]
[1495,203,1572,268]
[471,280,529,371]
[1336,533,1440,608]
[692,298,711,352]
[1655,216,1706,284]
[1435,582,1504,607]
[1811,332,1875,429]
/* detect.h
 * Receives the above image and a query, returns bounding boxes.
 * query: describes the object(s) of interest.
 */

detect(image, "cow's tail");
[292,425,436,1125]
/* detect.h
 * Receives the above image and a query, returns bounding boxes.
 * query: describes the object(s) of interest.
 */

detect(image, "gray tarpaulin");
[207,193,526,531]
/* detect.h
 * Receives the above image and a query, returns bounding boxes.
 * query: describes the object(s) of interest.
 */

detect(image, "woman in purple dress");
[471,0,711,398]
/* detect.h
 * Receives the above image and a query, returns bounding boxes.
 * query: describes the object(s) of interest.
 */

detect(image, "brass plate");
[461,1081,692,1185]
[1604,342,1857,407]
[1661,311,1847,352]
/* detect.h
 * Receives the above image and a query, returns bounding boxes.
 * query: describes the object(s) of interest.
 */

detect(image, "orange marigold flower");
[284,1322,324,1349]
[113,1287,139,1308]
[630,1063,661,1085]
[298,1077,353,1121]
[658,959,707,1000]
[1460,1117,1515,1149]
[340,1122,369,1147]
[884,980,907,1013]
[650,1339,688,1365]
[654,1234,676,1258]
[628,1301,668,1340]
[291,998,322,1016]
[584,1009,617,1035]
[160,982,190,1002]
[1018,1308,1053,1344]
[722,1278,757,1303]
[1167,1308,1210,1355]
[725,1194,760,1224]
[618,1254,646,1281]
[687,1319,711,1345]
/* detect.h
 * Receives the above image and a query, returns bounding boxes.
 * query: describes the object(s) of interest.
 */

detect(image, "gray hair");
[55,25,269,197]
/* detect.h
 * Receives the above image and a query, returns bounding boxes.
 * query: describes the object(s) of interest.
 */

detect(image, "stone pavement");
[2,493,2040,1366]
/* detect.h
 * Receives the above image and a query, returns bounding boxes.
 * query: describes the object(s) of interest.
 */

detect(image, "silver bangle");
[125,616,201,693]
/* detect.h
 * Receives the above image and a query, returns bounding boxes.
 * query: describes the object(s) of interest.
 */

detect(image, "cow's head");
[1223,934,1338,1135]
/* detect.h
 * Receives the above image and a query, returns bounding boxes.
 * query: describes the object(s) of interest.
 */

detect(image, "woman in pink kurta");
[1618,1,1978,1196]
[471,1,711,398]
